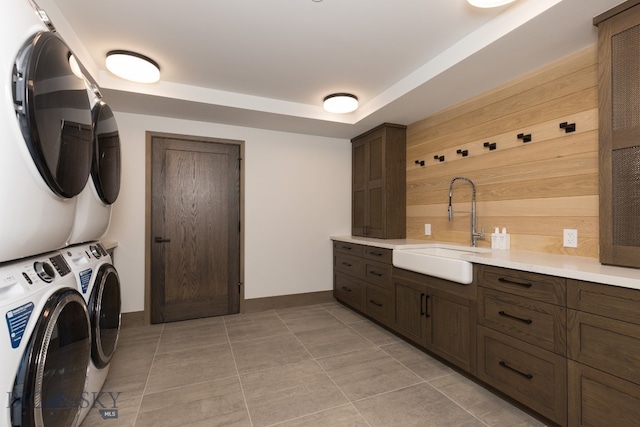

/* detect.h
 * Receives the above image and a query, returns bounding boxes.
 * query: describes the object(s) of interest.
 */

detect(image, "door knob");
[154,237,171,243]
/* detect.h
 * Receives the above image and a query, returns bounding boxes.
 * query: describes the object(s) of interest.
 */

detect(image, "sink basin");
[393,246,489,284]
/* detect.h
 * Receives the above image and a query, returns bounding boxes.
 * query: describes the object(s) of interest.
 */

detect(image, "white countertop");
[331,235,640,291]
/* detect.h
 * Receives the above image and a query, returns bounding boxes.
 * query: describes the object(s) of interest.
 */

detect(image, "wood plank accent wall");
[406,46,599,258]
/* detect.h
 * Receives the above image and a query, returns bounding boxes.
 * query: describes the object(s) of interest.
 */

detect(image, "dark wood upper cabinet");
[351,123,406,239]
[595,1,640,268]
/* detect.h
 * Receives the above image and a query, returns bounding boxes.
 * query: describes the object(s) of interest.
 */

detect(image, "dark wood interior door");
[151,135,240,323]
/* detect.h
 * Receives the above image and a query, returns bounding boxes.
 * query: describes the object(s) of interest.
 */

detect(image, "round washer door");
[13,31,93,198]
[91,102,121,205]
[12,289,90,427]
[89,264,121,368]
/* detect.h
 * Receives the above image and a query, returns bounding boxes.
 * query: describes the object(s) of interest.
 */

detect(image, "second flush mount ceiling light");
[467,0,517,7]
[106,50,160,83]
[323,93,359,114]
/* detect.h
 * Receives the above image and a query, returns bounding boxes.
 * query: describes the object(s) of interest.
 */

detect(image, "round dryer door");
[91,101,121,205]
[89,264,121,368]
[11,289,90,427]
[13,32,93,198]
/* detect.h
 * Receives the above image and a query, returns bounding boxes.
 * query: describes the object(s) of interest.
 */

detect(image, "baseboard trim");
[243,290,335,314]
[121,311,145,328]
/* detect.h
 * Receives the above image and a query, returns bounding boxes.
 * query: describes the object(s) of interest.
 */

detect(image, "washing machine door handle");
[154,236,171,243]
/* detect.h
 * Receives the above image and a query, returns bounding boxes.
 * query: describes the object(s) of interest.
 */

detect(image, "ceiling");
[39,0,623,139]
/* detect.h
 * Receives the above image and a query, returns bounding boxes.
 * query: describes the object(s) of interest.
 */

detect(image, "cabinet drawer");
[477,326,567,426]
[478,265,566,306]
[363,246,392,263]
[334,253,365,278]
[365,285,393,324]
[567,279,640,325]
[365,260,392,290]
[478,287,567,355]
[333,241,364,256]
[334,273,364,310]
[567,309,640,386]
[568,360,640,427]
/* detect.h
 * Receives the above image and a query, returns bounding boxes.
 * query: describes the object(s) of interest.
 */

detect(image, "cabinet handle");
[498,277,532,288]
[420,294,430,318]
[369,271,383,277]
[498,310,533,325]
[342,262,353,267]
[425,295,430,318]
[499,361,533,379]
[341,246,352,251]
[368,251,383,257]
[341,286,352,292]
[369,300,383,307]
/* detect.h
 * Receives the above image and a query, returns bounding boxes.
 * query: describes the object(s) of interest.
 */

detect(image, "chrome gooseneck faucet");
[448,176,484,247]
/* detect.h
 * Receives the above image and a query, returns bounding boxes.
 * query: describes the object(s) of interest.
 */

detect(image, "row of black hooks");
[413,121,577,167]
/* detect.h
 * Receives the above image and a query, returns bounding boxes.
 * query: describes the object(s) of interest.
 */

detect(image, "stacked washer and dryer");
[0,1,122,426]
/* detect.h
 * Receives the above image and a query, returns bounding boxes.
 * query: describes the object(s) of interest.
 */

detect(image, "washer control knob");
[34,261,56,283]
[89,245,101,259]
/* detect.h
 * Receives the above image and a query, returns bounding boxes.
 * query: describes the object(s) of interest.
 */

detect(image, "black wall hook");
[559,122,576,133]
[456,149,469,157]
[433,155,445,162]
[517,133,532,143]
[483,142,496,151]
[415,160,425,167]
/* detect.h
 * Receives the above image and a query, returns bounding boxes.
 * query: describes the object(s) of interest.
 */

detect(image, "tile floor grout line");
[263,403,364,427]
[376,342,455,384]
[222,315,255,427]
[131,323,165,426]
[274,306,374,427]
[276,307,378,427]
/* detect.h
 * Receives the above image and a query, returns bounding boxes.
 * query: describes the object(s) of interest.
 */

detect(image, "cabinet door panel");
[368,134,383,182]
[568,360,640,427]
[429,291,475,373]
[479,287,567,355]
[394,279,427,344]
[352,139,366,236]
[367,187,384,238]
[478,265,566,305]
[478,326,567,426]
[334,273,364,311]
[334,253,365,278]
[365,261,392,290]
[567,309,640,386]
[365,285,393,324]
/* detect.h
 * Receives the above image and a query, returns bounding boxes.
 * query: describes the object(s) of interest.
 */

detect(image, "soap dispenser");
[491,227,499,249]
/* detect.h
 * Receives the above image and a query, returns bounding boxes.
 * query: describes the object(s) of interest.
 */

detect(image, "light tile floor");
[81,302,547,427]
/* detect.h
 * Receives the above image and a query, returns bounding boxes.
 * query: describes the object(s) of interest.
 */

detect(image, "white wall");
[107,112,351,313]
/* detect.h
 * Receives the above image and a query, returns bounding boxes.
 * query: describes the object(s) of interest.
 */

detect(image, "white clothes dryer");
[0,251,91,427]
[68,90,121,245]
[60,242,121,425]
[0,0,93,262]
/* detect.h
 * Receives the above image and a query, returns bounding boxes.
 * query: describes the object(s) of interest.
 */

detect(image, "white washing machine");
[0,251,91,427]
[68,87,122,246]
[60,242,121,425]
[0,0,93,263]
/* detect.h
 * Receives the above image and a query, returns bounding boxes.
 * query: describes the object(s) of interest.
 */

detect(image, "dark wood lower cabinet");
[392,271,476,374]
[333,241,640,427]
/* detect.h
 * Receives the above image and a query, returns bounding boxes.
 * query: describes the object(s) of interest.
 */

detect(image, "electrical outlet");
[424,224,431,236]
[563,229,578,248]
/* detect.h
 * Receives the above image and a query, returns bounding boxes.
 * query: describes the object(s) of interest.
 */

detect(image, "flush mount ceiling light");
[467,0,517,8]
[323,93,358,114]
[105,50,160,83]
